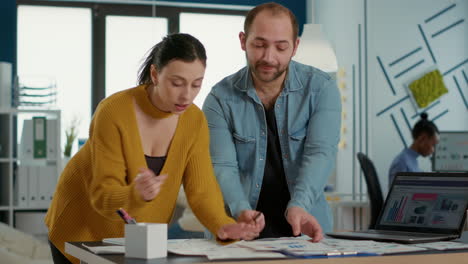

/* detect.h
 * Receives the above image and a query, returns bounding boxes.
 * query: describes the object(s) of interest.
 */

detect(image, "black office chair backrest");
[357,152,384,229]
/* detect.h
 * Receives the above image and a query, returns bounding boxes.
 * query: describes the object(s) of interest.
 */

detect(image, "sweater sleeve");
[182,116,236,236]
[88,101,149,221]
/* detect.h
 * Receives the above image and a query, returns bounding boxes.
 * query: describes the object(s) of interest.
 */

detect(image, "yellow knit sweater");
[45,84,235,263]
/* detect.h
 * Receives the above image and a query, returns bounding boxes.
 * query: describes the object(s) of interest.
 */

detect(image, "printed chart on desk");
[380,178,468,229]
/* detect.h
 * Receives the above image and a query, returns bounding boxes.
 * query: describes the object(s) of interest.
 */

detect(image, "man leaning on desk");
[202,2,341,240]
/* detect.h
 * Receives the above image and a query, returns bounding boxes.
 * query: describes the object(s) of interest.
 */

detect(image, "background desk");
[66,232,468,264]
[326,193,369,231]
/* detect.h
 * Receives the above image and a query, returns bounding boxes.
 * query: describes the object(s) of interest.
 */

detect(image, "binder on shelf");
[46,119,57,161]
[15,166,28,207]
[48,165,58,202]
[38,165,57,207]
[0,61,12,109]
[33,117,47,159]
[38,166,48,207]
[21,118,58,164]
[27,166,40,207]
[20,120,34,162]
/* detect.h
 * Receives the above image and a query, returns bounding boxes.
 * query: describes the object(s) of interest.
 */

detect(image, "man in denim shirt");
[203,3,341,241]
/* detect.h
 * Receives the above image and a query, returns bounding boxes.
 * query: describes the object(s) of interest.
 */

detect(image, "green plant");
[64,117,80,157]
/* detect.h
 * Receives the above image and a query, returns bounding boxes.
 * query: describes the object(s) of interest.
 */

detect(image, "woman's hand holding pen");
[215,209,265,241]
[134,168,168,201]
[238,210,265,233]
[217,222,260,241]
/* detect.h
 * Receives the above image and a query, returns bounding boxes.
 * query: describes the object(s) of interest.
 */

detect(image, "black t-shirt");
[144,155,166,176]
[256,106,293,238]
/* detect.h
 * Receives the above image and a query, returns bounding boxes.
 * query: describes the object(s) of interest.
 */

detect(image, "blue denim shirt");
[202,61,341,232]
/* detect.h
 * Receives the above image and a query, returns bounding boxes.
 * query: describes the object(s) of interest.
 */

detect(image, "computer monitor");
[433,131,468,172]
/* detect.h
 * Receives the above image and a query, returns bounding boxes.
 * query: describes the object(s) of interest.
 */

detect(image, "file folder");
[33,117,47,159]
[28,166,39,207]
[16,166,28,207]
[46,119,58,161]
[20,120,34,162]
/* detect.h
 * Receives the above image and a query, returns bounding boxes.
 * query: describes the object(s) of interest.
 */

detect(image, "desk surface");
[66,233,468,264]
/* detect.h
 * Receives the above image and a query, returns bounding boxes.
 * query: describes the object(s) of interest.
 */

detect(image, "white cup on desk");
[124,223,167,259]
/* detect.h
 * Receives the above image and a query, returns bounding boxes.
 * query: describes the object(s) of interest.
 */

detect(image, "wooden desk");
[66,232,468,264]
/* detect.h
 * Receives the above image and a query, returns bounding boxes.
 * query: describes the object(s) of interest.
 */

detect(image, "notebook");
[327,172,468,243]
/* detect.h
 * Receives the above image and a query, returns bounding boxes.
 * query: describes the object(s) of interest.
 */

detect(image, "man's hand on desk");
[286,206,324,242]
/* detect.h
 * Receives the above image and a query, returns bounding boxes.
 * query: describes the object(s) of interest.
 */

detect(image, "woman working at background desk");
[388,113,440,185]
[45,33,264,264]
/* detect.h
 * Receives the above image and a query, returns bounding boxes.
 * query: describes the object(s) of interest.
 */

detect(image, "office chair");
[357,152,384,229]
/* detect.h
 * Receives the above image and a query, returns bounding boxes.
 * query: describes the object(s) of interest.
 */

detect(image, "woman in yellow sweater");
[45,33,264,264]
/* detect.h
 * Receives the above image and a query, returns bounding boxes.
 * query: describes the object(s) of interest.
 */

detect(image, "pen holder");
[124,223,167,259]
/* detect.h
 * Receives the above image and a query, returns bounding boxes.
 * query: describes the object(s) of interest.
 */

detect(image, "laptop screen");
[377,173,468,234]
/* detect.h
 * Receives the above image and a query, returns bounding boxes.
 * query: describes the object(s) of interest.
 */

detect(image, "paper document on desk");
[236,238,341,257]
[413,241,468,250]
[322,238,427,255]
[239,237,428,256]
[81,243,125,254]
[167,239,285,260]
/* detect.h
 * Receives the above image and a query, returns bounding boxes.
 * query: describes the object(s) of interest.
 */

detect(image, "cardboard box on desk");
[124,223,167,259]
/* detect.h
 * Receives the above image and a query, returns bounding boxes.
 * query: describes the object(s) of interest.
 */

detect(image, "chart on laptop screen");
[380,176,468,229]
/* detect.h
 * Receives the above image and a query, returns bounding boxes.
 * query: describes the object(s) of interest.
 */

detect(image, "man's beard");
[250,61,287,83]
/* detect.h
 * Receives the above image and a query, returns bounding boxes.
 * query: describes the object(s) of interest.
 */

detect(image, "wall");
[312,0,468,195]
[0,0,306,81]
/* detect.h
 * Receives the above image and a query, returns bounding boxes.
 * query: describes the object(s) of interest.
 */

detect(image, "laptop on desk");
[327,172,468,243]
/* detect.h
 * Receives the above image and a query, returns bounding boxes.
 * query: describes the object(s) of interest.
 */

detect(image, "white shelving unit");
[0,108,61,227]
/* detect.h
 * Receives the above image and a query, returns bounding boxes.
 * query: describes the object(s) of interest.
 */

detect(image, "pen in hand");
[253,211,262,224]
[116,208,137,224]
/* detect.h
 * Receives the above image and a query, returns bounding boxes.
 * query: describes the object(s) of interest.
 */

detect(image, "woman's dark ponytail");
[137,33,207,85]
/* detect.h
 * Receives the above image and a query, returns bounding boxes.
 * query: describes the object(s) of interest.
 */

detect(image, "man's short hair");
[244,2,299,41]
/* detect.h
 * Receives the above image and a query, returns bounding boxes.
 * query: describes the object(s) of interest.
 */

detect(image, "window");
[105,16,168,96]
[17,5,92,150]
[180,13,246,108]
[17,1,248,156]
